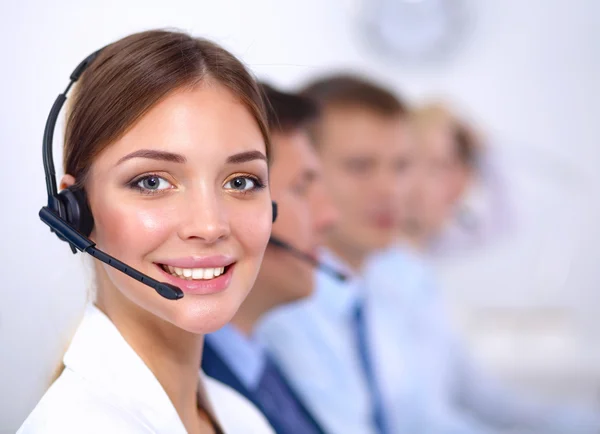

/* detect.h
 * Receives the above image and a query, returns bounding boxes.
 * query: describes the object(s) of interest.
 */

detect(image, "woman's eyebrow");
[226,150,267,164]
[116,149,186,166]
[116,149,266,166]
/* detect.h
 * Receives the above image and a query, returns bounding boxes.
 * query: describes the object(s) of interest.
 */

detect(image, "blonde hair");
[411,102,482,167]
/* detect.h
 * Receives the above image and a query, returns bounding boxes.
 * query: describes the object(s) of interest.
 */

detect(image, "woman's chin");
[173,299,240,335]
[180,319,233,336]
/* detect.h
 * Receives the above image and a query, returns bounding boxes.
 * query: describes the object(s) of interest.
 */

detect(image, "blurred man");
[257,75,600,434]
[257,75,414,434]
[202,84,336,434]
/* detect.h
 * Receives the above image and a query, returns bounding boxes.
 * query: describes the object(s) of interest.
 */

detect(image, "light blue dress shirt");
[257,245,600,434]
[257,250,376,434]
[206,325,266,391]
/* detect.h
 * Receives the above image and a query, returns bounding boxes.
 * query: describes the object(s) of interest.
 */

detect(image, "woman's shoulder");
[17,369,148,434]
[205,376,275,433]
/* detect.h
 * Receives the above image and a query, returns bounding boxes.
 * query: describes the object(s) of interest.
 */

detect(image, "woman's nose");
[177,190,231,244]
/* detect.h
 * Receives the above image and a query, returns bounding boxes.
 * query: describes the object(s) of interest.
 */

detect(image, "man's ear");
[59,174,76,191]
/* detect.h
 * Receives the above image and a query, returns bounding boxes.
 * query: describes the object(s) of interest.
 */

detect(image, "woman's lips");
[154,262,235,295]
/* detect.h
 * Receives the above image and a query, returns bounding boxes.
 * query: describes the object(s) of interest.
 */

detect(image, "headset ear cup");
[50,192,77,253]
[51,193,68,222]
[72,188,94,236]
[271,201,278,223]
[57,187,94,236]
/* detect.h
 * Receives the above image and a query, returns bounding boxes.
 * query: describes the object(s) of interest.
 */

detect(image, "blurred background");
[1,0,598,432]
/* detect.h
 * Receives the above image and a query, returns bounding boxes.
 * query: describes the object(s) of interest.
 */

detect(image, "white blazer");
[18,304,274,433]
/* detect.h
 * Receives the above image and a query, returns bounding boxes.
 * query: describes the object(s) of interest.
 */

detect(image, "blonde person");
[403,103,512,256]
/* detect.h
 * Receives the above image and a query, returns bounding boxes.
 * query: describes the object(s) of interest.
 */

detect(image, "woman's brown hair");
[64,29,271,187]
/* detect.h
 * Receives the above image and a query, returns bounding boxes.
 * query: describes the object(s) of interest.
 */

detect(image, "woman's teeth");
[163,265,225,280]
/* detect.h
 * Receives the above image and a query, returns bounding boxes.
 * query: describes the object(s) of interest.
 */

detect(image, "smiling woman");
[19,30,275,434]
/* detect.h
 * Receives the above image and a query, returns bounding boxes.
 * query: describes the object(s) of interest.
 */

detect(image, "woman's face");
[82,82,271,334]
[408,122,472,238]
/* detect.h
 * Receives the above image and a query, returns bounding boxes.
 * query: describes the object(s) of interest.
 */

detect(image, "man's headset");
[39,49,345,302]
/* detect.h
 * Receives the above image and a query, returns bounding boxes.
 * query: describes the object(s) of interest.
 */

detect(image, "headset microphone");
[39,207,184,300]
[268,236,348,282]
[268,195,346,282]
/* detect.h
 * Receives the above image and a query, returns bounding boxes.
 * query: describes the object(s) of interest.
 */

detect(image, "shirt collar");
[313,248,364,320]
[205,324,266,391]
[63,304,187,433]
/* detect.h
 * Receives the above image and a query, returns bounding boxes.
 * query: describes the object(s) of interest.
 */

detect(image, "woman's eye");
[135,175,172,192]
[224,176,258,192]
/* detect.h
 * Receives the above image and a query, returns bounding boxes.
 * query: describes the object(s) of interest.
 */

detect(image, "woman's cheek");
[231,205,272,255]
[95,202,175,257]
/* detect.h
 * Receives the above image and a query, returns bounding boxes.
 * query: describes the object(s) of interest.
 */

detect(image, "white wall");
[1,0,598,431]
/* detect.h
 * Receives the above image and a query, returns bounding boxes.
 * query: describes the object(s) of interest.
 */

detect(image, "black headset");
[39,49,282,301]
[41,49,101,250]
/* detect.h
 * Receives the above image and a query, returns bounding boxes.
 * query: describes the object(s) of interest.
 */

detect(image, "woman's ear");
[59,174,77,191]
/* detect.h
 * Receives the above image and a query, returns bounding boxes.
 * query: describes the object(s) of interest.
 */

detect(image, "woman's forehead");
[89,84,267,170]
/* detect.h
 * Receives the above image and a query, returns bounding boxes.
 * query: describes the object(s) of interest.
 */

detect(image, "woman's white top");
[17,305,274,433]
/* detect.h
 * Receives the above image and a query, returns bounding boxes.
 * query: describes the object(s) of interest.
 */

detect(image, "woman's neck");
[95,278,208,431]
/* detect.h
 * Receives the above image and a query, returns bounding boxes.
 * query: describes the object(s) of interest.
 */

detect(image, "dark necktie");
[255,354,321,434]
[352,302,389,434]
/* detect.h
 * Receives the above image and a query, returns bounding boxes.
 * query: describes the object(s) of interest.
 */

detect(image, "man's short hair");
[300,74,407,117]
[260,83,320,133]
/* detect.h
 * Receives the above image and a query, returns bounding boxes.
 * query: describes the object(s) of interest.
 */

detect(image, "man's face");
[258,129,338,305]
[317,106,414,258]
